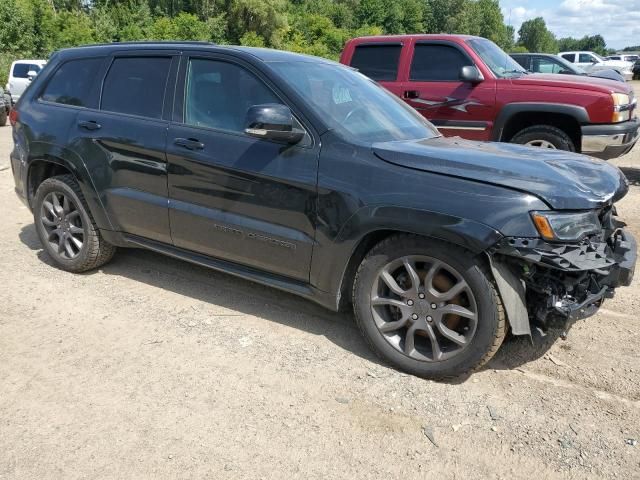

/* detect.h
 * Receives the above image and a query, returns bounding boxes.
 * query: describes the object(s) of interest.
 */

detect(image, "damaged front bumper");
[490,227,636,334]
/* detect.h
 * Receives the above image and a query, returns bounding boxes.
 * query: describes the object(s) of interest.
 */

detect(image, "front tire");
[33,174,115,272]
[510,125,575,151]
[353,235,506,379]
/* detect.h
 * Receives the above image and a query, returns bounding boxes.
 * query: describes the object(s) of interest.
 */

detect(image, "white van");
[6,59,47,103]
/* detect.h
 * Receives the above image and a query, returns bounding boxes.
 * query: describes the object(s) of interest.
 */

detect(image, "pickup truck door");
[166,53,318,282]
[399,41,496,141]
[576,53,599,72]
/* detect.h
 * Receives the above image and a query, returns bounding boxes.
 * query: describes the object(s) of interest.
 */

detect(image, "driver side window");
[184,58,283,132]
[579,53,595,63]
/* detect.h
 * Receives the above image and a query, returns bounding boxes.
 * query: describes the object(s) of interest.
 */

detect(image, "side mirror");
[459,65,484,83]
[244,104,304,144]
[27,70,37,81]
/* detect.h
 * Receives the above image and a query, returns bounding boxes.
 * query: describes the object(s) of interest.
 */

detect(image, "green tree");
[517,17,557,53]
[54,10,94,48]
[0,0,35,54]
[226,0,288,46]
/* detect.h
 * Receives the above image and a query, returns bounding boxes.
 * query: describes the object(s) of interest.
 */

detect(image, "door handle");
[78,120,101,131]
[174,137,205,150]
[404,90,420,99]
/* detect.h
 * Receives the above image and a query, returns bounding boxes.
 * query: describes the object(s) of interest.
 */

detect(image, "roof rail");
[70,40,216,48]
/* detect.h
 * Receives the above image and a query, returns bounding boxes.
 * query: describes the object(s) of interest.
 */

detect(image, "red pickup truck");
[340,34,639,159]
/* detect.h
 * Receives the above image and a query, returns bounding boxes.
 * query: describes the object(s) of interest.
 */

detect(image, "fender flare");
[491,103,590,142]
[26,142,114,230]
[310,205,503,310]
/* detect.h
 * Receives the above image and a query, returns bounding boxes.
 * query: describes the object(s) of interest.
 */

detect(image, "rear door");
[166,53,319,281]
[69,51,178,243]
[400,41,496,141]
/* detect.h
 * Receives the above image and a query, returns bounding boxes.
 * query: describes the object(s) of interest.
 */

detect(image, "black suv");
[10,42,637,379]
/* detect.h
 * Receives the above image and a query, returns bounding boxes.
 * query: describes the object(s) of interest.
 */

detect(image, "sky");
[500,0,640,50]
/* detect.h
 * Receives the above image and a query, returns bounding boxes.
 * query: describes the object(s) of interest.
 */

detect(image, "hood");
[600,59,633,69]
[372,137,629,210]
[511,73,632,94]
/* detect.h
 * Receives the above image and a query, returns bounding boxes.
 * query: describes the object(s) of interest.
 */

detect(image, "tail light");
[9,109,18,127]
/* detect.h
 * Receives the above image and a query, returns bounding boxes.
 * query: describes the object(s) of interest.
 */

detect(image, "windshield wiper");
[502,69,528,77]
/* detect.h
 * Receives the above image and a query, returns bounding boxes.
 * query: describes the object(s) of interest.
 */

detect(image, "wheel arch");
[313,206,503,312]
[26,152,113,231]
[492,103,588,150]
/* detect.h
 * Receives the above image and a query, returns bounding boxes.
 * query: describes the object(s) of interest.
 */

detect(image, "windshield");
[467,38,527,77]
[269,62,439,143]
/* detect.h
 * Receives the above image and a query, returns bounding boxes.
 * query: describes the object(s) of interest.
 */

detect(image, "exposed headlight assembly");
[531,211,601,241]
[611,93,634,123]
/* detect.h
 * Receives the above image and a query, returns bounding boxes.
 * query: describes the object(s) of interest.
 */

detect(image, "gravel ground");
[1,86,639,479]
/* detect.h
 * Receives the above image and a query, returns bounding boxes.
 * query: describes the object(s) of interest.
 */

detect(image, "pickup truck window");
[467,38,527,78]
[561,53,576,62]
[350,44,401,81]
[270,62,438,143]
[409,44,469,81]
[579,53,596,63]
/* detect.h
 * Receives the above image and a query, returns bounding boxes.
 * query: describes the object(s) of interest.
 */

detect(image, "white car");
[607,54,639,63]
[5,59,47,103]
[559,51,633,81]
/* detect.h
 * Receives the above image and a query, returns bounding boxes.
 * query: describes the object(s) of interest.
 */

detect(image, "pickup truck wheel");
[34,174,116,272]
[353,235,506,379]
[510,125,575,152]
[0,108,7,127]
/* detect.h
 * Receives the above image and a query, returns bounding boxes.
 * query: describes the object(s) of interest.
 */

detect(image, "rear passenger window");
[41,58,102,107]
[350,45,402,81]
[101,57,171,119]
[410,44,469,81]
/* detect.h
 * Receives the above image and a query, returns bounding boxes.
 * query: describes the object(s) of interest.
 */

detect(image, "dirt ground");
[1,87,639,480]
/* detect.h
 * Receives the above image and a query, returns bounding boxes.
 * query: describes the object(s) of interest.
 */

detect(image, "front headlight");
[531,211,601,241]
[612,93,633,122]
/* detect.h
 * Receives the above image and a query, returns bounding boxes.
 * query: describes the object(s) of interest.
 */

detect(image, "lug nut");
[411,314,418,320]
[431,303,437,309]
[419,293,425,299]
[407,300,414,306]
[426,315,433,322]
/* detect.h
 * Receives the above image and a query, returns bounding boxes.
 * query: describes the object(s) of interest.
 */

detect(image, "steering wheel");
[343,106,367,125]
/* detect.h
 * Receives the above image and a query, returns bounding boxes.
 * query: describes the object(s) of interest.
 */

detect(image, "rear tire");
[510,125,575,152]
[33,174,116,272]
[352,235,506,379]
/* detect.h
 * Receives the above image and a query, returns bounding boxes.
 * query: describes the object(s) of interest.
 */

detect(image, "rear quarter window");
[100,56,171,119]
[350,44,402,81]
[41,58,103,107]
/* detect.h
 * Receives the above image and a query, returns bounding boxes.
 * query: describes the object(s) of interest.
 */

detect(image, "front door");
[400,41,496,141]
[166,55,318,281]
